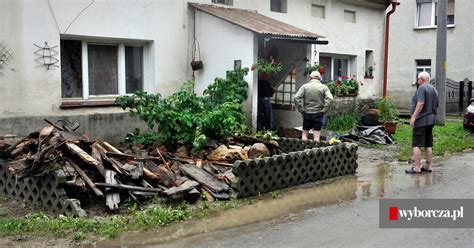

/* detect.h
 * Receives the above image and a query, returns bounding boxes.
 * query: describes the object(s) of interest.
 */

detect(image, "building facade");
[388,0,474,112]
[0,0,389,141]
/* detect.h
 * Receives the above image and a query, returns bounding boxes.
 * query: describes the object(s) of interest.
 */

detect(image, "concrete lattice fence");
[231,138,358,198]
[0,159,86,216]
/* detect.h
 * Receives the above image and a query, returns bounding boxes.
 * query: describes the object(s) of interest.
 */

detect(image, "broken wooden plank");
[91,143,106,177]
[101,142,123,154]
[44,119,65,131]
[95,182,162,193]
[65,142,100,166]
[66,158,104,197]
[121,161,143,180]
[202,189,215,202]
[180,164,229,193]
[144,161,176,187]
[163,180,199,196]
[105,170,120,211]
[7,158,31,174]
[203,186,230,200]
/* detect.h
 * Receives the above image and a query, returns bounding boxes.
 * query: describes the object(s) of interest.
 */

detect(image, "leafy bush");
[116,68,250,149]
[375,97,398,122]
[326,104,360,132]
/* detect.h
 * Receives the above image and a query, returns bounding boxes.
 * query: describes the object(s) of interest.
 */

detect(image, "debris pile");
[0,120,281,211]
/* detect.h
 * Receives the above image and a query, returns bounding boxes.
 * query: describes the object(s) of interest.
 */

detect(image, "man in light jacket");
[294,71,334,141]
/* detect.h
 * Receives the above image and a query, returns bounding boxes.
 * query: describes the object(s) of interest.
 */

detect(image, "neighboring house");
[0,0,390,142]
[388,0,474,113]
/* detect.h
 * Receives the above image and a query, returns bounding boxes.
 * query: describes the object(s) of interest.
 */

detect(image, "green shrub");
[116,68,250,149]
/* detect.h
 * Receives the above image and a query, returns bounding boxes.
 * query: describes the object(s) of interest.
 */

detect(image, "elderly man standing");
[406,71,439,174]
[294,71,334,141]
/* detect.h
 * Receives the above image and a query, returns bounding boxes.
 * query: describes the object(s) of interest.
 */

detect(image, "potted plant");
[365,66,374,78]
[251,57,283,74]
[190,39,203,71]
[375,97,399,134]
[304,62,326,76]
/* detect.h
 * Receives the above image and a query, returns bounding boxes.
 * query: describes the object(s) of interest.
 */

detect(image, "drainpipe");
[382,0,400,98]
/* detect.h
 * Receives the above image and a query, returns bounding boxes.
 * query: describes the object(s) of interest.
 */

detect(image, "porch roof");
[189,3,324,43]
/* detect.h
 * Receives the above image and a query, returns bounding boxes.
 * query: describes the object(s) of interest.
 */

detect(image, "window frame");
[270,0,287,14]
[211,0,233,6]
[60,39,146,101]
[271,68,296,110]
[311,4,326,19]
[414,59,432,85]
[319,55,352,82]
[415,0,455,29]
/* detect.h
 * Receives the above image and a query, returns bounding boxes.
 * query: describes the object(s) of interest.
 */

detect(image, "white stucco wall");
[388,0,474,110]
[194,10,258,129]
[0,0,191,117]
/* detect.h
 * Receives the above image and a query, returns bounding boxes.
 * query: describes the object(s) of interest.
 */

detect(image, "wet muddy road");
[99,149,474,247]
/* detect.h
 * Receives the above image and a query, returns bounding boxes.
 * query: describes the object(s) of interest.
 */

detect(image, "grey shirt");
[411,83,439,128]
[294,79,334,114]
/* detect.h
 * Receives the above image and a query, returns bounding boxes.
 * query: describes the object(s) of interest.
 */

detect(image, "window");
[414,59,431,85]
[416,0,455,27]
[319,56,351,82]
[61,39,144,99]
[212,0,233,6]
[270,0,287,13]
[311,4,325,18]
[271,68,296,109]
[344,10,356,23]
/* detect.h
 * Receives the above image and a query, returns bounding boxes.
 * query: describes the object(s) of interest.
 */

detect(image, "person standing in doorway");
[406,71,439,174]
[257,72,276,131]
[294,71,334,141]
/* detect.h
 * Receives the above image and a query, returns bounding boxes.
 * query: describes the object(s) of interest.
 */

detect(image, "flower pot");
[318,67,325,75]
[381,121,397,134]
[190,60,203,71]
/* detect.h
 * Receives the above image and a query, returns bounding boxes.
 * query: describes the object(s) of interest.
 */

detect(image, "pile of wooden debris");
[0,120,281,211]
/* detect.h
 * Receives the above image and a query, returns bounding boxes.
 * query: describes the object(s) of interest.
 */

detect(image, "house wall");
[193,10,258,129]
[0,0,387,137]
[388,0,474,111]
[0,0,192,141]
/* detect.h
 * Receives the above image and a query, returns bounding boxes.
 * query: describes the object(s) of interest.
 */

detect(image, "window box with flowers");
[325,76,361,97]
[304,62,326,76]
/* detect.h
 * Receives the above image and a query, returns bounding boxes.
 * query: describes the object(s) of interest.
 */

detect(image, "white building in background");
[0,0,391,141]
[388,0,474,113]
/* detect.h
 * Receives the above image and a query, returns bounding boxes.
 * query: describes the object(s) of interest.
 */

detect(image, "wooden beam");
[66,158,104,197]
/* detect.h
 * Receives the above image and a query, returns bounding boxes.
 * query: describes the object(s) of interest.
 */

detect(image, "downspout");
[382,1,400,98]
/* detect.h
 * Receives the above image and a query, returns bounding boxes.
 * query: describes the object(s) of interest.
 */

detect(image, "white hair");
[310,70,321,79]
[417,71,431,82]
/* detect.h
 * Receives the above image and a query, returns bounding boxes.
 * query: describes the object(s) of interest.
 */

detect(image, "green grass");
[393,120,474,161]
[0,194,253,240]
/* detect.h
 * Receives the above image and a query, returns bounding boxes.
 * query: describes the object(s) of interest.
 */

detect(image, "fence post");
[468,79,473,105]
[459,80,464,112]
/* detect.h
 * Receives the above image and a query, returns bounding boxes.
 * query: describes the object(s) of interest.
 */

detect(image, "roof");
[189,3,324,41]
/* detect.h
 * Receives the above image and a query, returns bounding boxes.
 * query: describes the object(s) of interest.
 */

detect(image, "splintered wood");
[0,121,277,211]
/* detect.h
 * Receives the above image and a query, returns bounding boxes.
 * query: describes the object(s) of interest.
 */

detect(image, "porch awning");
[189,3,326,44]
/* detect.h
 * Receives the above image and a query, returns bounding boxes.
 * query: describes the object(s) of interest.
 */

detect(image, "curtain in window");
[88,45,118,95]
[125,46,143,93]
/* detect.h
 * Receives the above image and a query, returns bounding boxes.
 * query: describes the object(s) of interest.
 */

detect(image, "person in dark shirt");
[257,72,275,131]
[406,71,439,174]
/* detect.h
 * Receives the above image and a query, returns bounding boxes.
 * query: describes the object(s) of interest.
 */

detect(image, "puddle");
[96,158,447,247]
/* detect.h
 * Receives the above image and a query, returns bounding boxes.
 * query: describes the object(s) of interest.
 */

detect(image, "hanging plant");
[304,62,326,76]
[251,57,283,75]
[190,38,203,71]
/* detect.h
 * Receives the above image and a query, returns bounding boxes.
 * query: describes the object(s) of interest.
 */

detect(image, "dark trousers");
[257,97,273,131]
